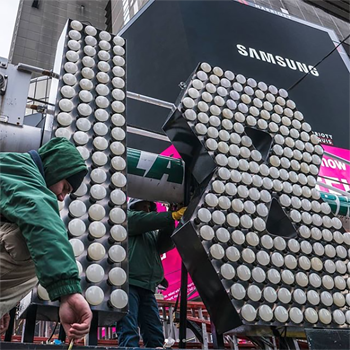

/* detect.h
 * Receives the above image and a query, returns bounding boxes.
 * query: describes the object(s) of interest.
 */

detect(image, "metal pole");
[127,91,176,111]
[179,263,188,348]
[317,181,350,198]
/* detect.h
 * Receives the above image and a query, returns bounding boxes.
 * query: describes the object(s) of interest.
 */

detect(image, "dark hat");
[66,170,86,193]
[128,198,157,212]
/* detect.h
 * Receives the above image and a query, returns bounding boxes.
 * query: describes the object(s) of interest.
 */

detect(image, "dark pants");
[117,285,164,348]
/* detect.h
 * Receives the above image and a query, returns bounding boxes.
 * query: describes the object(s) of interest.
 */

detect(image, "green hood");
[38,137,88,188]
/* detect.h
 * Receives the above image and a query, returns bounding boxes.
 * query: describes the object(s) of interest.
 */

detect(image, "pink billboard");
[317,145,350,194]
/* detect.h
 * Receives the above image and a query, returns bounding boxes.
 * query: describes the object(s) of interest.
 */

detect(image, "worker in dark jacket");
[117,198,186,348]
[0,137,92,340]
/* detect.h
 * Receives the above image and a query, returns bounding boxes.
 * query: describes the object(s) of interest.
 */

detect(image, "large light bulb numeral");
[163,63,349,333]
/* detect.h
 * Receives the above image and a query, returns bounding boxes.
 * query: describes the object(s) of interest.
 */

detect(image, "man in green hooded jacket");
[0,137,92,340]
[117,198,186,347]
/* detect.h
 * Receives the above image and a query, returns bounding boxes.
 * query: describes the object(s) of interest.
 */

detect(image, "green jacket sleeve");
[127,210,174,236]
[156,224,176,255]
[0,156,81,301]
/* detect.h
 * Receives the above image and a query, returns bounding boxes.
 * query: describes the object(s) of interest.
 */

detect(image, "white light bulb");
[111,156,126,171]
[289,307,303,324]
[73,131,89,145]
[225,246,240,262]
[112,114,125,126]
[90,184,106,200]
[81,67,95,79]
[111,127,126,141]
[93,122,108,136]
[112,88,125,101]
[111,173,127,188]
[112,77,125,89]
[85,35,97,46]
[85,286,104,306]
[80,78,93,90]
[321,291,333,307]
[241,304,257,322]
[69,200,86,218]
[231,283,246,300]
[65,37,80,50]
[267,269,281,284]
[88,242,106,261]
[252,267,266,283]
[257,251,270,266]
[70,238,84,257]
[109,245,126,263]
[200,225,214,241]
[113,66,125,77]
[98,50,110,61]
[110,208,126,224]
[84,45,96,57]
[333,310,346,325]
[89,221,106,239]
[111,225,127,242]
[64,62,78,74]
[278,288,292,304]
[77,103,92,116]
[210,244,225,260]
[109,267,127,286]
[281,270,295,285]
[247,285,262,302]
[86,264,104,283]
[91,152,107,167]
[259,305,273,322]
[99,40,111,51]
[68,218,86,237]
[113,56,125,67]
[55,128,71,140]
[112,101,125,113]
[95,109,109,122]
[88,204,106,221]
[96,72,110,84]
[76,118,91,132]
[110,189,126,205]
[95,96,110,109]
[79,90,93,103]
[220,264,235,280]
[319,309,332,325]
[95,84,110,97]
[110,289,128,309]
[82,56,95,68]
[275,306,289,323]
[66,50,79,62]
[263,286,277,303]
[59,98,74,112]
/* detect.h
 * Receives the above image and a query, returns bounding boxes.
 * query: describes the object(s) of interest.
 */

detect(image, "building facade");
[10,0,109,70]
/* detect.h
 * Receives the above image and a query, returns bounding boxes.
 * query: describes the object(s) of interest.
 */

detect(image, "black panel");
[122,0,350,149]
[172,221,242,334]
[306,328,350,349]
[163,109,217,185]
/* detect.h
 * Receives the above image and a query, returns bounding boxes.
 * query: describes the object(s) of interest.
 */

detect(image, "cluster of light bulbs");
[38,20,128,311]
[181,62,350,327]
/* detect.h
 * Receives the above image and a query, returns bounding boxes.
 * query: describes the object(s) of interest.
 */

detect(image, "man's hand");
[59,293,92,341]
[0,313,10,336]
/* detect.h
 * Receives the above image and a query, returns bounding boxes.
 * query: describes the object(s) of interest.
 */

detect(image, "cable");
[288,32,350,92]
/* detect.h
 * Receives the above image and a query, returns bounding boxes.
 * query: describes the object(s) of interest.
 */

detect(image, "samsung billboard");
[121,0,350,152]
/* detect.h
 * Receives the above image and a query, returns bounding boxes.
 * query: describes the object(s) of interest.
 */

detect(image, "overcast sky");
[0,0,20,59]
